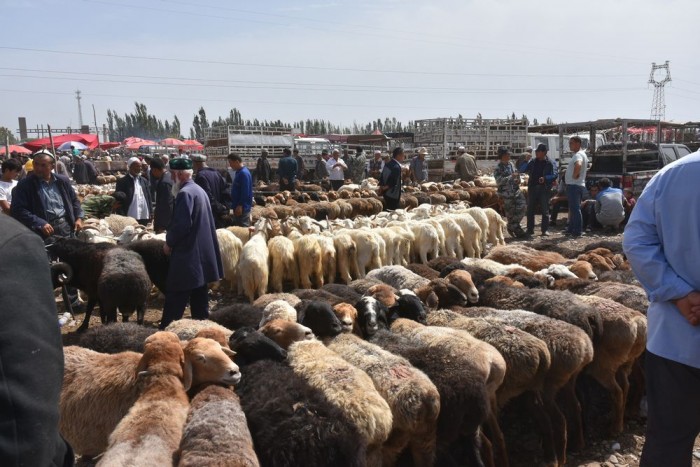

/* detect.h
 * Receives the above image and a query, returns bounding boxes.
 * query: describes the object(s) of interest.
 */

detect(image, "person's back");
[595,187,625,226]
[72,159,88,184]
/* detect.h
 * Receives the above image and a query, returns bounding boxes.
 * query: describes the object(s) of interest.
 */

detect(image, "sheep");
[427,256,461,272]
[287,339,394,466]
[253,293,301,309]
[333,302,359,334]
[321,283,363,303]
[367,265,428,291]
[414,278,469,309]
[292,288,345,306]
[303,304,441,467]
[267,236,298,292]
[407,221,440,264]
[61,337,239,458]
[483,207,507,246]
[339,229,382,278]
[577,252,615,273]
[176,384,260,467]
[260,319,315,349]
[125,239,170,294]
[314,234,337,285]
[103,214,139,236]
[444,269,479,304]
[405,263,440,280]
[349,277,386,294]
[208,303,264,330]
[538,263,579,280]
[449,213,482,259]
[354,297,495,466]
[98,332,192,466]
[454,306,595,464]
[260,300,298,327]
[293,235,324,289]
[96,248,151,327]
[333,232,359,284]
[485,244,568,271]
[568,260,598,280]
[77,227,118,244]
[166,319,233,342]
[228,327,288,366]
[237,223,270,302]
[366,283,400,308]
[78,322,157,354]
[465,206,490,251]
[551,278,649,314]
[226,226,253,244]
[216,229,243,292]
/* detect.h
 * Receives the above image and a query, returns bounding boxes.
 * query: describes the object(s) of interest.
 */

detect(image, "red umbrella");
[99,142,121,150]
[125,139,157,150]
[23,133,99,152]
[160,138,185,146]
[0,145,32,155]
[181,139,204,150]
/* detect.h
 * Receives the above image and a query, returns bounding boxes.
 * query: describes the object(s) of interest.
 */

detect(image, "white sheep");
[483,208,507,246]
[450,214,483,259]
[294,235,324,289]
[314,234,337,285]
[267,235,298,292]
[435,216,465,258]
[339,229,382,279]
[216,229,243,292]
[407,221,440,264]
[237,220,271,302]
[465,206,490,252]
[261,300,298,327]
[333,232,359,284]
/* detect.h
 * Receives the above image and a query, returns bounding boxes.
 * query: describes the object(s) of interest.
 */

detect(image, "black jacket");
[255,157,272,183]
[153,171,174,232]
[115,174,153,219]
[0,215,73,466]
[11,173,83,237]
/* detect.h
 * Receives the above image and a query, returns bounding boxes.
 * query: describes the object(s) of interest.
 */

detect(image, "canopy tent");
[160,138,185,146]
[123,137,157,150]
[181,139,204,150]
[23,133,99,152]
[99,142,121,150]
[0,145,32,155]
[57,141,88,151]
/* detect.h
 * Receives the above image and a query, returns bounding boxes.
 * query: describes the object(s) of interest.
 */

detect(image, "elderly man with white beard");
[159,157,223,329]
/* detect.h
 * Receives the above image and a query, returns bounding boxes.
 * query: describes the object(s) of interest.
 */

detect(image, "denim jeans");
[566,184,586,235]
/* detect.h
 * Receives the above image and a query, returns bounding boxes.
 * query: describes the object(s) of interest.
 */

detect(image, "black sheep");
[321,283,362,303]
[437,262,470,278]
[78,322,157,353]
[389,293,427,324]
[97,248,151,326]
[228,327,287,366]
[298,301,343,338]
[209,303,263,330]
[427,256,461,273]
[125,239,169,294]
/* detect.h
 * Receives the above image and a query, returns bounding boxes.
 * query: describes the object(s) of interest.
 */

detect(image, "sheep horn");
[51,261,74,284]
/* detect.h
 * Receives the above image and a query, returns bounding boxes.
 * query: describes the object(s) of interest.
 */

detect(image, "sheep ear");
[426,292,439,309]
[221,347,236,358]
[182,356,193,392]
[137,370,150,378]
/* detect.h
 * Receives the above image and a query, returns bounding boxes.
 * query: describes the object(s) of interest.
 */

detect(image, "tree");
[0,127,18,145]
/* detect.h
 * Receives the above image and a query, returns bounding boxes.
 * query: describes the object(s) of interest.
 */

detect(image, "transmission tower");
[648,61,671,121]
[75,89,84,128]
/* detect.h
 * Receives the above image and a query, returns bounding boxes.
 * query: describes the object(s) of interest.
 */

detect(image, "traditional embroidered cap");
[190,153,207,162]
[127,157,141,167]
[417,147,429,155]
[169,157,193,170]
[32,149,55,161]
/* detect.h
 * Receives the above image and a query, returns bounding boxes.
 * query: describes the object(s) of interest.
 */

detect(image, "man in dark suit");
[149,158,174,233]
[192,154,229,228]
[378,147,405,210]
[115,157,152,225]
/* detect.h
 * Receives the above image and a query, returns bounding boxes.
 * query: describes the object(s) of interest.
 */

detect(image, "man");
[81,191,126,219]
[409,147,429,184]
[227,153,253,227]
[327,149,347,191]
[368,150,384,179]
[72,154,89,184]
[192,154,229,228]
[493,147,527,238]
[149,158,174,233]
[565,136,588,237]
[455,146,479,182]
[160,157,223,330]
[115,157,152,226]
[83,155,99,185]
[378,147,405,210]
[0,158,21,215]
[347,146,367,184]
[594,178,626,232]
[517,146,533,172]
[11,150,83,240]
[293,148,306,181]
[623,149,700,467]
[523,143,557,236]
[0,214,74,466]
[314,151,330,181]
[581,184,602,231]
[255,150,272,184]
[278,148,298,191]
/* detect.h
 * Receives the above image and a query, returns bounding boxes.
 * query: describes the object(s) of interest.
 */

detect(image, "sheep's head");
[194,328,230,348]
[332,303,358,334]
[183,337,240,388]
[355,296,389,338]
[367,284,399,308]
[261,301,298,327]
[137,331,189,389]
[260,319,314,350]
[445,270,479,304]
[229,327,287,365]
[568,261,598,281]
[299,301,343,338]
[416,279,469,309]
[390,292,427,324]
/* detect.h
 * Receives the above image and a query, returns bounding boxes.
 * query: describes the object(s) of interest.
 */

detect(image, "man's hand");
[674,291,700,326]
[74,218,83,232]
[234,205,243,216]
[163,243,172,256]
[41,223,54,237]
[538,177,545,184]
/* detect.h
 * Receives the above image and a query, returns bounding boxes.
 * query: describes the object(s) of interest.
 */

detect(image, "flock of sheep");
[56,178,648,467]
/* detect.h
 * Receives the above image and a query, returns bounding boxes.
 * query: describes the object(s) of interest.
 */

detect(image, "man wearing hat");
[517,146,533,172]
[160,157,223,330]
[455,146,479,182]
[493,147,527,238]
[522,143,557,236]
[255,150,272,184]
[192,154,229,228]
[149,158,174,233]
[81,191,127,219]
[115,157,152,225]
[409,147,429,184]
[369,150,384,179]
[314,150,330,181]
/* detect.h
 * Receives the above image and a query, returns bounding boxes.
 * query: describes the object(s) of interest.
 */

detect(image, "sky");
[0,0,698,140]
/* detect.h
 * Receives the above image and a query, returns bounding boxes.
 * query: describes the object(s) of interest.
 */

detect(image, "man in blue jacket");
[160,157,223,329]
[523,143,557,236]
[378,147,405,210]
[227,152,253,227]
[277,148,298,191]
[192,153,229,228]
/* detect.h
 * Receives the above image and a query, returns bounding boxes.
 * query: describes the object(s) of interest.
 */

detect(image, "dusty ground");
[58,219,700,467]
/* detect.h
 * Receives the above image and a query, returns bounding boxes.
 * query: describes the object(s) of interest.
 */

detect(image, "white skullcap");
[127,157,141,167]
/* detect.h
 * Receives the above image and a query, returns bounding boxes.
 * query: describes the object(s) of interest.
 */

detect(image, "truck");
[532,118,696,195]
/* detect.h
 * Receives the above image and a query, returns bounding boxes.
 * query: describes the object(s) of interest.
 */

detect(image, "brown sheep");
[485,244,568,271]
[484,275,525,288]
[577,252,615,272]
[260,319,314,349]
[366,283,400,308]
[428,193,447,204]
[333,303,358,334]
[568,260,598,280]
[406,263,440,280]
[444,269,479,304]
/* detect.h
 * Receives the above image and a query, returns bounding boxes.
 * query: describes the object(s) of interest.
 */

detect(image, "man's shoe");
[541,231,550,236]
[526,230,535,236]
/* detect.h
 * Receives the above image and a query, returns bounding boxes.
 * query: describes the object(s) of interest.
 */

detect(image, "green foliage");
[0,127,18,144]
[106,102,183,141]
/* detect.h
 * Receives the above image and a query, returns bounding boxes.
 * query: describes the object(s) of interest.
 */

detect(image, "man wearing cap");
[81,191,126,219]
[455,146,479,182]
[493,146,527,238]
[115,157,152,225]
[409,147,429,184]
[522,143,557,236]
[227,153,253,227]
[160,157,223,330]
[347,147,367,184]
[192,154,229,228]
[314,150,330,181]
[278,148,298,191]
[255,150,272,184]
[378,147,405,210]
[517,146,533,172]
[149,158,174,233]
[369,150,384,179]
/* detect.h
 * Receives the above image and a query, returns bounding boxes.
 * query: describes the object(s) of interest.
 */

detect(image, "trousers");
[526,184,551,233]
[383,195,400,210]
[160,284,209,330]
[501,191,526,232]
[566,184,586,235]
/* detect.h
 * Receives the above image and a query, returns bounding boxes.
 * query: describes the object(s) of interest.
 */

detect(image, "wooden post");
[48,124,56,157]
[4,135,9,160]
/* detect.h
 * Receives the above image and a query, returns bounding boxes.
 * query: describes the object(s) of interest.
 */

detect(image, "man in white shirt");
[0,158,21,215]
[115,157,152,225]
[564,136,588,237]
[326,149,347,191]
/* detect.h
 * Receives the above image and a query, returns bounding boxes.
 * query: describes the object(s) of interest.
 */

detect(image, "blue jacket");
[277,156,298,184]
[11,172,83,237]
[523,157,557,187]
[231,166,253,213]
[166,180,223,291]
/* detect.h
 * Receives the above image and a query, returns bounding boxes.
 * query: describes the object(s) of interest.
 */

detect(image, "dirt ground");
[58,220,700,467]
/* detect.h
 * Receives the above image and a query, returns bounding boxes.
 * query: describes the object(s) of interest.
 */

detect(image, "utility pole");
[76,89,84,128]
[649,61,671,121]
